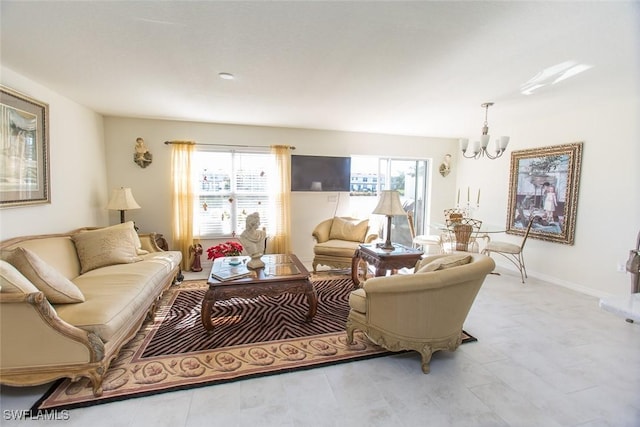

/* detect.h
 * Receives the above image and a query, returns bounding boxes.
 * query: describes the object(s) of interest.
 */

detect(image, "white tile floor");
[1,267,639,427]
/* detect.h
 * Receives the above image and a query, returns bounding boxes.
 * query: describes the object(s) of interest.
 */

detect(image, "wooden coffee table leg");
[305,282,318,322]
[201,288,216,332]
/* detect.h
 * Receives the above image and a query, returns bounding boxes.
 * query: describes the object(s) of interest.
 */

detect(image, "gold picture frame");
[506,142,583,245]
[0,86,50,207]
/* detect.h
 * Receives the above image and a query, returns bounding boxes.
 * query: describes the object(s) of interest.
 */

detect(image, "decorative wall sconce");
[459,102,510,160]
[439,154,452,177]
[134,137,153,168]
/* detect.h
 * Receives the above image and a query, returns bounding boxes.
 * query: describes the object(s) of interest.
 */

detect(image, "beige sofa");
[312,216,377,272]
[0,222,182,396]
[346,253,495,373]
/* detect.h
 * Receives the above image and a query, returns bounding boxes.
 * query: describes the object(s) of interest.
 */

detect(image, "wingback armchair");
[346,253,495,373]
[312,217,377,272]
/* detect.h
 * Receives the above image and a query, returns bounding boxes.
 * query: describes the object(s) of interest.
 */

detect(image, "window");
[193,149,275,238]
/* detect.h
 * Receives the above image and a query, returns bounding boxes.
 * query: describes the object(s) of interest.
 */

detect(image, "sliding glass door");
[351,156,430,247]
[379,158,429,247]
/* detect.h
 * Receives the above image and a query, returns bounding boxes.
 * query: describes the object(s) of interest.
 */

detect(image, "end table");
[351,243,423,287]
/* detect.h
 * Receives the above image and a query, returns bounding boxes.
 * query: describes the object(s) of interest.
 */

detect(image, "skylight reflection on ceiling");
[521,61,593,95]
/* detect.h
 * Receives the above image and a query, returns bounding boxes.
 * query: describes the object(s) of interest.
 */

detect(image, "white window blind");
[194,150,274,238]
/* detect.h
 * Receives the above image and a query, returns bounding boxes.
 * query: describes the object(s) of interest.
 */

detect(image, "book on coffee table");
[210,257,253,281]
[211,266,252,281]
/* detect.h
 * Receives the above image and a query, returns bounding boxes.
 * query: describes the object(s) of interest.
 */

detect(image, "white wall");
[0,67,108,240]
[455,4,640,298]
[103,117,457,265]
[456,93,640,297]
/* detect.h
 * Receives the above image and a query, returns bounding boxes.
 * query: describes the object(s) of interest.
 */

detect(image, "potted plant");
[206,241,243,260]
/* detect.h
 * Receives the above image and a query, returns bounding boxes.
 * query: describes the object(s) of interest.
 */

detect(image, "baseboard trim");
[528,269,609,298]
[492,261,611,299]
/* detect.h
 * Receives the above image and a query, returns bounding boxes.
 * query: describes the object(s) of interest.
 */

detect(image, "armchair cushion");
[1,247,85,303]
[416,254,472,273]
[314,239,362,258]
[348,288,367,314]
[329,217,369,242]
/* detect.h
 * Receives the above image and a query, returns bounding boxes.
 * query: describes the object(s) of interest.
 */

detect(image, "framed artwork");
[506,142,583,245]
[0,86,50,207]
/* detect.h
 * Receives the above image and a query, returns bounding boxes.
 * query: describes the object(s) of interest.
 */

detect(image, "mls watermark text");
[3,409,70,421]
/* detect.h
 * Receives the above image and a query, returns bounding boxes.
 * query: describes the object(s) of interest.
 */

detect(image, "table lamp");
[106,187,141,223]
[372,190,406,250]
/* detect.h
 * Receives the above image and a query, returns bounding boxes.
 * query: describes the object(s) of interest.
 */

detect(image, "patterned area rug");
[35,277,476,410]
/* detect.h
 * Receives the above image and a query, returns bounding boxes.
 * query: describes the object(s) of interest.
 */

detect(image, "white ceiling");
[1,1,638,138]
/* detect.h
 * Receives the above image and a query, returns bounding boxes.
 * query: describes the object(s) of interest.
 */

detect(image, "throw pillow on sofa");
[416,254,472,273]
[72,222,142,274]
[106,221,149,255]
[328,217,369,242]
[1,247,85,303]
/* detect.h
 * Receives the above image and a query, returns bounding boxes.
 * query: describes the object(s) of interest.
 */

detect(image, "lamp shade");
[106,187,141,211]
[372,190,406,216]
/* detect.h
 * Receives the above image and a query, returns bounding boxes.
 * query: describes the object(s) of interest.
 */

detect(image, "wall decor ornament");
[134,137,152,168]
[506,142,583,245]
[438,154,452,177]
[0,86,50,207]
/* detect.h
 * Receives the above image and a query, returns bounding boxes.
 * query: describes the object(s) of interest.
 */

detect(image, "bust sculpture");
[239,212,267,269]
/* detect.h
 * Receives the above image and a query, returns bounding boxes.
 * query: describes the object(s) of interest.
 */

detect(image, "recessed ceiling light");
[218,72,235,80]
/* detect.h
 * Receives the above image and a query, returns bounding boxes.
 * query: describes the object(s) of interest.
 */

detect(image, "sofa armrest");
[364,233,378,243]
[363,254,495,295]
[312,219,334,243]
[0,291,104,371]
[362,271,443,294]
[139,233,163,252]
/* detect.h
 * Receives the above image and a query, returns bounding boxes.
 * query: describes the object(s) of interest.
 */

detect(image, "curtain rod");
[164,140,295,150]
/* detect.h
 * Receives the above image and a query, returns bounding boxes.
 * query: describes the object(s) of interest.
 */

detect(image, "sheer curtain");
[270,145,292,253]
[171,141,195,270]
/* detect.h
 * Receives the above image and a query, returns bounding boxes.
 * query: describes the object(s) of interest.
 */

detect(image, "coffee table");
[201,254,318,332]
[351,243,423,287]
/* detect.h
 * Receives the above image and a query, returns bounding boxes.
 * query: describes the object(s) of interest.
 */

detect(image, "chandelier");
[459,102,510,159]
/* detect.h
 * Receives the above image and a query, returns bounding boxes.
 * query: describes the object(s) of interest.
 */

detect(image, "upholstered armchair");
[346,253,496,373]
[312,217,377,272]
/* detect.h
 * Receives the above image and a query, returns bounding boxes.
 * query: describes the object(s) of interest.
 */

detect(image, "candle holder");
[455,201,479,218]
[456,187,480,218]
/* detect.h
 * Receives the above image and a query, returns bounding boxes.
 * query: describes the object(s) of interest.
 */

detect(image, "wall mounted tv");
[290,155,351,192]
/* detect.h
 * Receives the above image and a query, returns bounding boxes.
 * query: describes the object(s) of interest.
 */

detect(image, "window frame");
[193,147,274,239]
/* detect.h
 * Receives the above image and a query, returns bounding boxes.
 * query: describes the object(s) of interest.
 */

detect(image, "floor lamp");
[106,187,141,223]
[372,190,407,250]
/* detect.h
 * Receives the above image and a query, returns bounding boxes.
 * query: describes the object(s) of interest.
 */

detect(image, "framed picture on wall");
[0,86,50,208]
[506,142,583,245]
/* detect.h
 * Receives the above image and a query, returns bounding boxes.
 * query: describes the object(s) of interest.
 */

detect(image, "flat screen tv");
[291,155,351,192]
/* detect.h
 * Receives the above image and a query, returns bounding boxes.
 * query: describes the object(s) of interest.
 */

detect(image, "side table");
[351,243,423,287]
